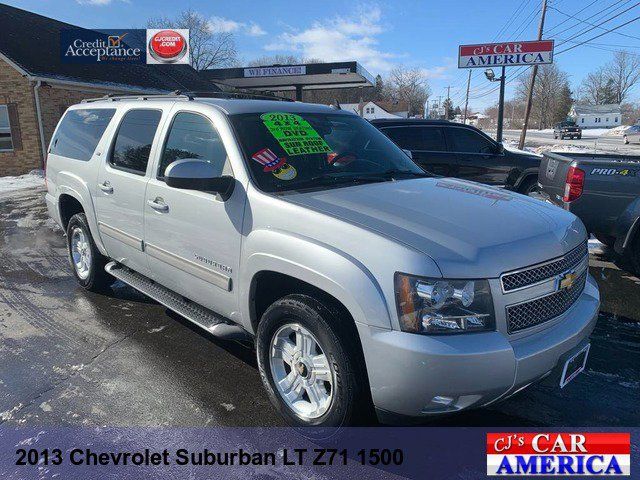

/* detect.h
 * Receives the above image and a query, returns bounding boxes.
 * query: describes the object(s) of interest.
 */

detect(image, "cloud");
[208,16,266,36]
[419,66,450,80]
[264,7,398,71]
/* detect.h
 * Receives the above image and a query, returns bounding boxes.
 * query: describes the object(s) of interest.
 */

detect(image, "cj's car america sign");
[458,40,554,68]
[61,29,189,64]
[487,433,630,476]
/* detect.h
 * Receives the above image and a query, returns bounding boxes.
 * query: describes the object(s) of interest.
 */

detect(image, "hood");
[283,178,586,278]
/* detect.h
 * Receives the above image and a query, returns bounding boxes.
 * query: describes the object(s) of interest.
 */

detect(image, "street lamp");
[484,66,506,144]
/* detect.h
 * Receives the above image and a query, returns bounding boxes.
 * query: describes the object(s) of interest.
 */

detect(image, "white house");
[341,101,400,120]
[569,104,621,129]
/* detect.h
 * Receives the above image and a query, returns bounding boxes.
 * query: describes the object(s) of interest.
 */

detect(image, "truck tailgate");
[537,152,573,205]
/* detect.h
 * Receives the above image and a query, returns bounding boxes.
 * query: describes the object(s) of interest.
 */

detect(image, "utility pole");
[519,0,548,149]
[463,70,472,124]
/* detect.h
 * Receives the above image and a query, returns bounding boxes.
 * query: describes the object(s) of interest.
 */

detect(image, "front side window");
[159,112,229,178]
[50,108,116,161]
[230,111,426,193]
[383,126,447,152]
[446,128,495,154]
[0,105,13,151]
[110,109,162,174]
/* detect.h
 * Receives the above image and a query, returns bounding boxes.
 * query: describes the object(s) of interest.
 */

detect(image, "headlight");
[394,273,495,334]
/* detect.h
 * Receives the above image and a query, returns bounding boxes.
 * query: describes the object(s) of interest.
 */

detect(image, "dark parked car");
[553,121,582,140]
[371,119,542,194]
[538,151,640,273]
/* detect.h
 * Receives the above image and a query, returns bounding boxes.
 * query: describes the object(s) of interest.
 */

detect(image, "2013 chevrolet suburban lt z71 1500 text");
[45,92,600,427]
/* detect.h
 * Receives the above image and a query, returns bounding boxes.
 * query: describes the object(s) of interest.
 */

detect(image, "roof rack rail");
[82,89,294,104]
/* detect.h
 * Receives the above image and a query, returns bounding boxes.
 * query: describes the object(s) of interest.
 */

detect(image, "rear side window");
[446,128,495,154]
[109,109,162,175]
[49,109,116,161]
[158,112,229,178]
[382,126,447,152]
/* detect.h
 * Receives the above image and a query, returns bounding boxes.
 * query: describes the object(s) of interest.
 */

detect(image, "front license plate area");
[560,343,590,388]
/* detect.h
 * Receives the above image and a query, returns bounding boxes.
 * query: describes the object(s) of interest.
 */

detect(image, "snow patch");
[220,403,236,411]
[39,402,52,412]
[0,171,45,194]
[148,325,167,334]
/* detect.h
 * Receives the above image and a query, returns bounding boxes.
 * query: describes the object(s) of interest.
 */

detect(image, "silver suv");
[45,93,600,426]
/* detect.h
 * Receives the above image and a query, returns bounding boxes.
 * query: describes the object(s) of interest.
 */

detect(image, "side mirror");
[496,143,505,155]
[402,149,413,159]
[165,159,235,201]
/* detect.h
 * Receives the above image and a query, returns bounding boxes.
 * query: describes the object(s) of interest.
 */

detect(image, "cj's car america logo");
[61,29,189,64]
[487,433,630,476]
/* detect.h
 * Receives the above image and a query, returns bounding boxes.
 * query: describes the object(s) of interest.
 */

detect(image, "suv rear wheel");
[256,294,365,427]
[66,213,113,292]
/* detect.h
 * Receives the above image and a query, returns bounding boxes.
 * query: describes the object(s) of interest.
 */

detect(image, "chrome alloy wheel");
[70,227,92,280]
[269,323,334,419]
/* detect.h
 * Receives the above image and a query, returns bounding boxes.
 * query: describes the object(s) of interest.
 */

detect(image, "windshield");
[230,111,428,193]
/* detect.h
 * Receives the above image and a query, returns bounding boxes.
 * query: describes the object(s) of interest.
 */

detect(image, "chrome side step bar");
[105,261,252,344]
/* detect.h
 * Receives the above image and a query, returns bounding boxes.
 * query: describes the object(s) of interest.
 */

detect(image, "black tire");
[577,135,582,140]
[624,135,629,145]
[594,234,616,248]
[630,234,640,275]
[519,176,540,196]
[256,294,367,427]
[66,213,113,292]
[553,134,558,139]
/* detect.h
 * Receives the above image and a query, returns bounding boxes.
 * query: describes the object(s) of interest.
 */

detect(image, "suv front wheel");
[256,294,365,427]
[66,213,113,292]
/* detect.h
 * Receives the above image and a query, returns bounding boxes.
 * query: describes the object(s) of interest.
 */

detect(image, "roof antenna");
[332,99,342,110]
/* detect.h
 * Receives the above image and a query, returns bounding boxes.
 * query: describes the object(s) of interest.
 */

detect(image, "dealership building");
[0,4,216,176]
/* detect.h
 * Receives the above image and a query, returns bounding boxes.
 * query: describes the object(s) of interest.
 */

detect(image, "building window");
[606,117,609,122]
[615,117,619,123]
[0,105,13,151]
[581,118,584,123]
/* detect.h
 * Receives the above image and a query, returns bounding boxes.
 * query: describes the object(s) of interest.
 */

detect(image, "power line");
[555,14,640,55]
[549,3,640,41]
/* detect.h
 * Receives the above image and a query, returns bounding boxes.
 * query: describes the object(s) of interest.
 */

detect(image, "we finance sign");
[458,40,554,68]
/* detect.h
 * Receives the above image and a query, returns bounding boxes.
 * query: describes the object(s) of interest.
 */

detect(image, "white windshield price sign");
[458,40,554,68]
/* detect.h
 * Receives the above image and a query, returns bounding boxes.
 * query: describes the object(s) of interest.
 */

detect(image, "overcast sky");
[6,0,640,111]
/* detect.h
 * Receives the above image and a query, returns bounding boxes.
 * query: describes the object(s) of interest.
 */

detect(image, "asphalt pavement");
[0,188,638,427]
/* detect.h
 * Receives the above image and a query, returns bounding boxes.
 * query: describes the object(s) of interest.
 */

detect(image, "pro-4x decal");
[590,167,637,177]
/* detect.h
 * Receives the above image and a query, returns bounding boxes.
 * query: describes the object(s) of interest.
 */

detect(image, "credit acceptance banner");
[0,427,637,479]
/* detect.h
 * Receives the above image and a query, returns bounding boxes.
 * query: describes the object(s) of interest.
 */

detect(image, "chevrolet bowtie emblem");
[557,271,577,291]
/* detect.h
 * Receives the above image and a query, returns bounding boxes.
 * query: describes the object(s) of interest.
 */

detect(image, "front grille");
[506,269,587,333]
[501,241,588,292]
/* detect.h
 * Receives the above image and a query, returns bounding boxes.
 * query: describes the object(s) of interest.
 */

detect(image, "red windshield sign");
[458,40,554,68]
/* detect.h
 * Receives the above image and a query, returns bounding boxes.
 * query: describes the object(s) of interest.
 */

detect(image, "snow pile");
[602,125,631,137]
[531,144,599,155]
[0,170,44,194]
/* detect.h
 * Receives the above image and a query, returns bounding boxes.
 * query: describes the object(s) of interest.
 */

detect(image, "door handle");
[98,181,113,193]
[147,198,169,212]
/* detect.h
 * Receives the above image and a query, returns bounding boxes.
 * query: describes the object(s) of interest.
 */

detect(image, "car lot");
[500,128,640,155]
[0,187,638,427]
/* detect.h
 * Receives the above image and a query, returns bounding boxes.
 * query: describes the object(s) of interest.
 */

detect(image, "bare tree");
[384,66,431,116]
[605,51,640,104]
[147,9,237,70]
[516,64,571,129]
[247,55,302,67]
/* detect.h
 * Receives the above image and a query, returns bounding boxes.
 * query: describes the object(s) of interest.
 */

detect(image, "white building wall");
[574,113,621,128]
[341,102,399,120]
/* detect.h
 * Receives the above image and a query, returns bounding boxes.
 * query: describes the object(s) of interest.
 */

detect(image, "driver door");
[143,107,244,318]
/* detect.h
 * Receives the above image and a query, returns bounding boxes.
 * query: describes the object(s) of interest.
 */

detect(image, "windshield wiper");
[276,174,387,191]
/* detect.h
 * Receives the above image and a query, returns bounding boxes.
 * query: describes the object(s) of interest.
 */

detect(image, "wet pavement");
[0,188,638,427]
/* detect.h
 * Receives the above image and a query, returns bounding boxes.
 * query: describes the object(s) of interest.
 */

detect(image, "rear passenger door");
[93,108,164,276]
[444,126,509,186]
[379,125,454,176]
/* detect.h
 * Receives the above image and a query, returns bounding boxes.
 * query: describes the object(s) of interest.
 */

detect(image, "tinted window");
[50,109,116,161]
[446,128,495,154]
[383,126,447,152]
[230,112,426,193]
[159,112,229,178]
[110,109,162,174]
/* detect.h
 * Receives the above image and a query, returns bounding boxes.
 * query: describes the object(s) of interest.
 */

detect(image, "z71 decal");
[590,167,637,177]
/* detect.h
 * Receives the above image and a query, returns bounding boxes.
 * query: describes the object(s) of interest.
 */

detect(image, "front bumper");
[358,274,599,422]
